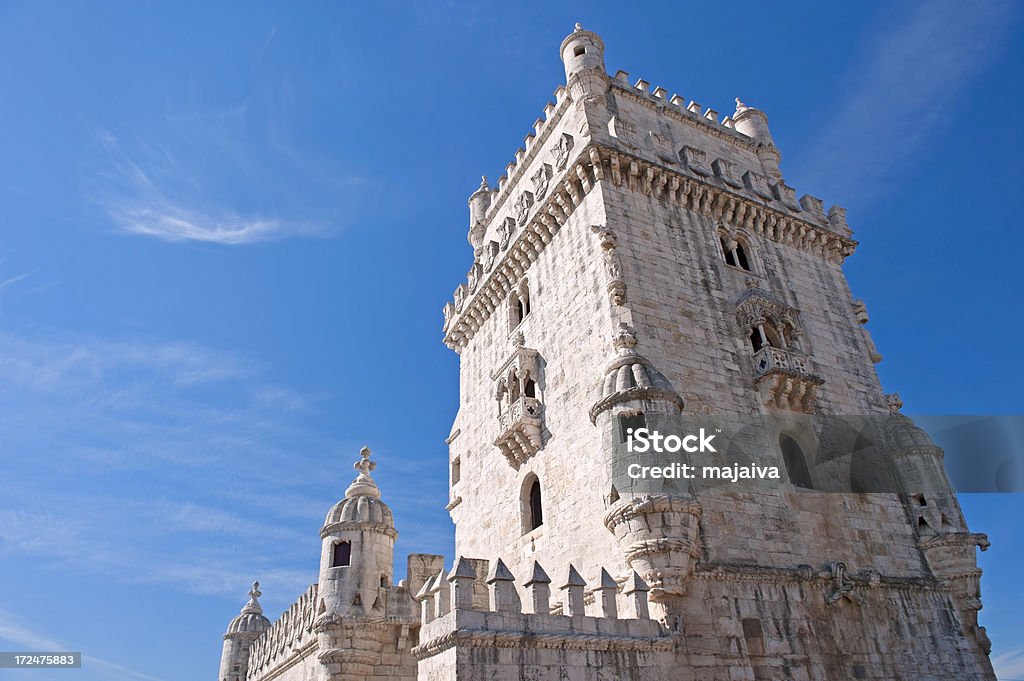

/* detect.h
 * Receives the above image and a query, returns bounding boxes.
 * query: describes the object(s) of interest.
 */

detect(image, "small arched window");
[750,322,781,352]
[779,435,813,489]
[528,479,543,530]
[509,283,532,330]
[332,540,352,567]
[522,476,543,533]
[721,235,752,272]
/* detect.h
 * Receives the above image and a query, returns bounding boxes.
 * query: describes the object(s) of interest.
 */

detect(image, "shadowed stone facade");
[217,24,995,681]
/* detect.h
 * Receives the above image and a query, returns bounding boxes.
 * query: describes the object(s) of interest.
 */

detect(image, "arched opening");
[779,435,813,489]
[750,322,782,352]
[509,284,531,329]
[523,378,536,398]
[521,475,543,533]
[332,540,352,567]
[511,293,525,327]
[721,235,753,272]
[529,479,543,530]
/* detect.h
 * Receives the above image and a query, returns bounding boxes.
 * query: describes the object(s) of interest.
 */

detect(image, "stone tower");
[218,582,270,681]
[436,23,995,680]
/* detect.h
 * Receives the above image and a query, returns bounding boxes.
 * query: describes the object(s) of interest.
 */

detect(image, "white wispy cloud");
[792,0,1018,205]
[95,130,335,245]
[994,647,1024,680]
[0,608,165,681]
[0,270,34,292]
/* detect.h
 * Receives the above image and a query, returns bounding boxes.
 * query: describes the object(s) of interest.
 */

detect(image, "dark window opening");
[750,328,765,352]
[512,294,525,326]
[722,238,737,267]
[528,479,543,530]
[524,378,536,398]
[735,243,750,270]
[574,46,586,57]
[618,413,647,443]
[332,541,351,567]
[780,435,813,489]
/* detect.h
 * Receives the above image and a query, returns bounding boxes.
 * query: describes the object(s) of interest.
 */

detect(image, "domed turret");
[317,447,397,620]
[467,176,491,250]
[590,322,684,423]
[218,582,270,681]
[732,98,782,180]
[559,23,608,102]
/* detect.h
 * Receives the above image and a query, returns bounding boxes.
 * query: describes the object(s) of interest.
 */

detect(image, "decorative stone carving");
[514,190,535,226]
[531,163,553,199]
[604,494,703,600]
[825,561,862,606]
[591,225,626,305]
[712,157,743,188]
[742,170,774,200]
[492,344,544,467]
[498,217,515,250]
[853,299,883,364]
[553,132,574,169]
[679,146,711,177]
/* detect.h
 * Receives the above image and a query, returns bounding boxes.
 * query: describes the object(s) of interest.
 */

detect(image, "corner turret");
[467,176,491,249]
[317,446,397,619]
[218,582,270,681]
[732,98,782,180]
[559,23,608,103]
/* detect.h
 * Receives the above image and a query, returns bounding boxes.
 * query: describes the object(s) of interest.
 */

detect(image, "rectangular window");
[618,413,647,443]
[332,541,351,567]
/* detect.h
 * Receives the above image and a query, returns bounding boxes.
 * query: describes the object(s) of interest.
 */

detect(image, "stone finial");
[827,205,851,236]
[486,558,517,612]
[560,565,587,616]
[623,571,650,620]
[345,446,381,499]
[735,97,747,112]
[430,568,451,618]
[574,22,582,31]
[594,568,618,619]
[447,557,476,610]
[524,561,552,614]
[240,580,264,615]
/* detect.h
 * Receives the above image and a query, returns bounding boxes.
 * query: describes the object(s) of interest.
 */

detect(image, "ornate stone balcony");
[494,396,543,468]
[751,346,823,413]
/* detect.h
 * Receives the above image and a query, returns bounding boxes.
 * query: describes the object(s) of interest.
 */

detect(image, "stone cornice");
[411,627,673,660]
[320,521,398,540]
[443,143,857,353]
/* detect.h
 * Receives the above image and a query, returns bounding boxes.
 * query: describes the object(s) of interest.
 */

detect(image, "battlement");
[412,556,671,667]
[246,584,318,679]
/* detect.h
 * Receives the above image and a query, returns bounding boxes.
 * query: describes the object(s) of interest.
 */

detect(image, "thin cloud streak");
[993,647,1024,679]
[792,0,1017,205]
[0,608,165,681]
[95,131,335,245]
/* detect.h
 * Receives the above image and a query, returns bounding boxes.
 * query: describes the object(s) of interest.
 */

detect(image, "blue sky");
[0,2,1021,680]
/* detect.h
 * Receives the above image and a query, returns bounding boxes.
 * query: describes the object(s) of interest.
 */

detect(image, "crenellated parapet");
[245,584,319,679]
[411,556,673,678]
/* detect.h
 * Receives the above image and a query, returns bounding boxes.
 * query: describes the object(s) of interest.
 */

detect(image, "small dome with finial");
[225,581,271,636]
[322,447,396,537]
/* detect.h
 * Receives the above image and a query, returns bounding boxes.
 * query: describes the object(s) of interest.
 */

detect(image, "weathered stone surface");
[217,23,994,681]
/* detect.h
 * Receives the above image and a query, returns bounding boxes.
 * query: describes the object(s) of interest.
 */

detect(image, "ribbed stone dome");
[225,582,271,637]
[590,323,684,422]
[320,447,397,538]
[323,494,394,528]
[884,413,939,451]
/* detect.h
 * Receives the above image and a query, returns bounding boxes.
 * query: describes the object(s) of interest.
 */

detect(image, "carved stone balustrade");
[495,396,543,467]
[751,346,823,413]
